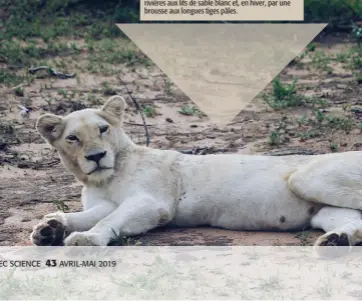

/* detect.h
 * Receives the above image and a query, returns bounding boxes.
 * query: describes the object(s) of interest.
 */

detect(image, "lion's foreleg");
[30,202,117,246]
[64,194,171,246]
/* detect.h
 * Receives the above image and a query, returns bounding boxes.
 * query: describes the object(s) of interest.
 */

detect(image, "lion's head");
[36,95,133,185]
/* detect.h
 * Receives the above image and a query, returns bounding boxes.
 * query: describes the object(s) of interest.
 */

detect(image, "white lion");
[31,95,362,248]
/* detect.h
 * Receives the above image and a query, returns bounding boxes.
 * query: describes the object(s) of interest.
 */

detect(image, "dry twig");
[118,75,150,147]
[28,66,76,79]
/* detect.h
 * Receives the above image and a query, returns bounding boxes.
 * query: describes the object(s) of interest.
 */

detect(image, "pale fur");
[31,95,362,249]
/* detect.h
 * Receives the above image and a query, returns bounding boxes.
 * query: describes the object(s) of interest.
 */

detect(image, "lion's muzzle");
[85,149,107,164]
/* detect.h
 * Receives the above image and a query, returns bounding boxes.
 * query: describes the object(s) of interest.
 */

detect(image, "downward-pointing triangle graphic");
[117,24,327,127]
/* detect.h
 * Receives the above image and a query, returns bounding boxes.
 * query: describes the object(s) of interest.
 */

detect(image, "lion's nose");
[85,151,107,164]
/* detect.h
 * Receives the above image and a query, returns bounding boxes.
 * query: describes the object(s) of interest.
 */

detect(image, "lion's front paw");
[64,232,101,246]
[31,213,66,246]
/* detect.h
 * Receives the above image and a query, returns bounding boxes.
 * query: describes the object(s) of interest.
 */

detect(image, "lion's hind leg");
[287,153,362,210]
[312,206,362,249]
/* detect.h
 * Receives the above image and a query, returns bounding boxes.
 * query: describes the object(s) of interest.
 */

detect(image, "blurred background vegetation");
[0,0,361,87]
[0,0,361,41]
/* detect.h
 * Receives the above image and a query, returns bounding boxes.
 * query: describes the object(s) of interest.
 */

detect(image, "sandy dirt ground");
[1,32,362,246]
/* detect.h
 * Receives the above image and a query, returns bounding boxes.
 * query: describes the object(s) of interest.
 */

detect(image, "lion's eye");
[66,135,78,142]
[100,125,109,134]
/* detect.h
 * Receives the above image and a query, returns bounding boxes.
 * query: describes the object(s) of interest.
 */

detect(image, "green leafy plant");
[142,105,157,118]
[178,105,203,117]
[263,77,305,109]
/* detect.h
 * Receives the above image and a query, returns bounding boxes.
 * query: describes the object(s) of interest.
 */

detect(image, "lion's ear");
[36,114,64,144]
[101,95,126,119]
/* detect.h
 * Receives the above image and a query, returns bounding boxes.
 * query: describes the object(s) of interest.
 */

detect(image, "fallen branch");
[28,66,76,79]
[11,83,28,90]
[124,122,153,127]
[118,75,150,147]
[179,146,227,155]
[226,121,243,126]
[32,159,61,170]
[264,148,317,156]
